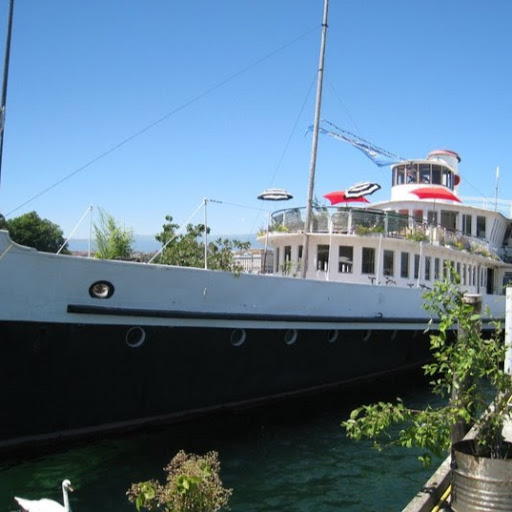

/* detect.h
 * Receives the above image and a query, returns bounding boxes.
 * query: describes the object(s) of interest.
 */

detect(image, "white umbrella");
[344,181,381,199]
[257,188,293,201]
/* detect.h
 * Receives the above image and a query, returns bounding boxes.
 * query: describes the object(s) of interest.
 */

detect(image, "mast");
[301,0,329,278]
[0,0,14,191]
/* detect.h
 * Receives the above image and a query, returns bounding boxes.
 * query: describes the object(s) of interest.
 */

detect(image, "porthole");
[327,330,339,343]
[126,326,146,348]
[89,280,114,299]
[284,329,298,345]
[230,329,246,347]
[362,330,372,342]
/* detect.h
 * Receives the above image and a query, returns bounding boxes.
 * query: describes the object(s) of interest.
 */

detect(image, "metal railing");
[269,206,499,260]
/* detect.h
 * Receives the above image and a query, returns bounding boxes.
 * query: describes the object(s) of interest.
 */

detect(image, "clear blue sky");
[1,0,511,240]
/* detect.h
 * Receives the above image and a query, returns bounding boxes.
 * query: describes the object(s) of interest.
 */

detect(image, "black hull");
[0,320,431,449]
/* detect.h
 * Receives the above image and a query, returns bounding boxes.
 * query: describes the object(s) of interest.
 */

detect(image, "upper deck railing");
[268,206,500,261]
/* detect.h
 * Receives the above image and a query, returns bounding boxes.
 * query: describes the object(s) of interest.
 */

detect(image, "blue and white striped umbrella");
[344,181,381,199]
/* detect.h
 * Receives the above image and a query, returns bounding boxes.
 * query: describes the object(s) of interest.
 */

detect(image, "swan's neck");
[62,488,71,512]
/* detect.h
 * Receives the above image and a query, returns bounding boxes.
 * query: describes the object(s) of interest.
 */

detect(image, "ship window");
[427,211,438,226]
[231,329,246,347]
[477,216,486,238]
[441,211,456,231]
[317,244,329,271]
[284,329,298,345]
[327,330,339,343]
[339,246,353,273]
[442,167,453,189]
[125,326,146,348]
[400,252,409,278]
[419,164,431,183]
[414,254,420,279]
[424,256,431,281]
[395,165,405,185]
[89,281,114,299]
[432,165,442,184]
[406,164,418,183]
[383,250,394,277]
[462,214,472,236]
[361,247,375,274]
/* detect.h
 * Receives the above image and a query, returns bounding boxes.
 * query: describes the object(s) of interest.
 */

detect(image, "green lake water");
[0,372,442,511]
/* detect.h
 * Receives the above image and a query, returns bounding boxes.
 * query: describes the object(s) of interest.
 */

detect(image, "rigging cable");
[6,25,320,217]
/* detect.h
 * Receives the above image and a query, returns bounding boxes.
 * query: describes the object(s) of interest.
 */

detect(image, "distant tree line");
[0,209,250,271]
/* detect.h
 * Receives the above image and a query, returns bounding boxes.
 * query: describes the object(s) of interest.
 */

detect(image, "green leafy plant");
[405,230,428,242]
[342,275,512,466]
[94,208,134,260]
[355,225,384,236]
[155,214,249,271]
[127,450,232,512]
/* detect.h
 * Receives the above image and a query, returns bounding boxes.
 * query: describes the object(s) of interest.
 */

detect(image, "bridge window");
[462,214,472,236]
[383,250,394,277]
[362,247,375,274]
[425,256,431,280]
[400,252,409,278]
[339,246,353,273]
[432,165,442,184]
[477,216,486,238]
[284,246,291,262]
[406,164,418,184]
[414,254,420,279]
[442,167,453,188]
[419,164,431,183]
[317,244,329,271]
[394,165,405,185]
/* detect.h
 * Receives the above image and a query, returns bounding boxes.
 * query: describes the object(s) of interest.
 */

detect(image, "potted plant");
[342,276,512,510]
[127,450,232,512]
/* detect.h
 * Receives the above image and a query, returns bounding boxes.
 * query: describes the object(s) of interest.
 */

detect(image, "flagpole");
[301,0,329,279]
[0,0,14,192]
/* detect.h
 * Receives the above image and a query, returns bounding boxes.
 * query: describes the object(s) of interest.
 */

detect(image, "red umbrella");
[410,186,461,203]
[324,191,370,205]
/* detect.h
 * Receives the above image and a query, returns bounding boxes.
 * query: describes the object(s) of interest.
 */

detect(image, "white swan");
[14,479,73,512]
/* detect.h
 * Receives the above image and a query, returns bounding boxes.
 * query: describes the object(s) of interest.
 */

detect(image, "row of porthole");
[231,329,408,347]
[124,327,331,349]
[124,327,413,349]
